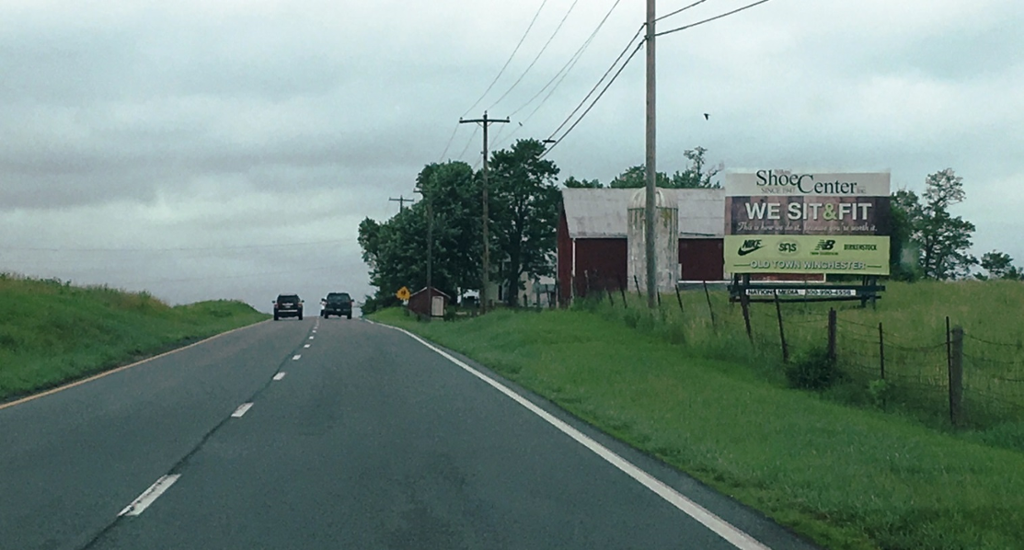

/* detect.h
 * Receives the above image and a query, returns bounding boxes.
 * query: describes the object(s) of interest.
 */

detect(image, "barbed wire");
[965,334,1024,348]
[989,377,1024,384]
[965,390,1024,410]
[836,317,880,330]
[963,353,1024,368]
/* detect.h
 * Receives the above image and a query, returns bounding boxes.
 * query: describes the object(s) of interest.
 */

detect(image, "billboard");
[725,170,891,275]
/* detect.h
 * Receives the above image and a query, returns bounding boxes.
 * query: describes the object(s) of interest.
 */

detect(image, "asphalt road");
[0,317,821,550]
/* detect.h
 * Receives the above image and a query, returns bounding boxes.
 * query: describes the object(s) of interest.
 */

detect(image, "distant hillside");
[0,274,268,401]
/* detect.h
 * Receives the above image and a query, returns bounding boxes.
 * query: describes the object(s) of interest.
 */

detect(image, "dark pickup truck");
[322,292,353,319]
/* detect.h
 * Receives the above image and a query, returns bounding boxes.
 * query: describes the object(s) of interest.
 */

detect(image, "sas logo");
[737,239,764,256]
[778,240,799,255]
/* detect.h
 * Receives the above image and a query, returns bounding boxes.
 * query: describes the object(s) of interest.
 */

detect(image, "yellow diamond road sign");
[396,286,411,301]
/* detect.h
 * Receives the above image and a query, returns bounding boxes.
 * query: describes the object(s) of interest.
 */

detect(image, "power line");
[542,0,774,154]
[494,2,631,151]
[545,28,645,143]
[509,1,629,120]
[456,124,480,161]
[461,0,551,118]
[543,39,644,155]
[655,0,710,22]
[436,123,461,162]
[656,0,772,37]
[487,0,582,111]
[489,122,515,152]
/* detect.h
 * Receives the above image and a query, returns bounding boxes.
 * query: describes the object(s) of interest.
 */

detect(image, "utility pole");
[412,184,433,321]
[389,195,414,212]
[460,111,509,314]
[426,194,433,321]
[644,0,658,309]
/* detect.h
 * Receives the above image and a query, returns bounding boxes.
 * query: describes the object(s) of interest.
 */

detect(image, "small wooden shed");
[407,287,450,318]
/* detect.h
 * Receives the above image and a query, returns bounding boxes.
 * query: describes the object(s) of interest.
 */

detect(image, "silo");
[627,188,679,294]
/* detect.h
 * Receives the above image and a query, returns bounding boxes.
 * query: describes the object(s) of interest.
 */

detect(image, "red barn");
[557,188,725,304]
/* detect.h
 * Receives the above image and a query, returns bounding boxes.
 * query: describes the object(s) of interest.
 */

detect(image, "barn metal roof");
[562,188,724,239]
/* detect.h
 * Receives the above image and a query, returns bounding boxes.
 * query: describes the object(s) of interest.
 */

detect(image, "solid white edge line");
[273,372,286,381]
[118,474,181,517]
[380,323,771,550]
[1,320,268,411]
[231,402,254,418]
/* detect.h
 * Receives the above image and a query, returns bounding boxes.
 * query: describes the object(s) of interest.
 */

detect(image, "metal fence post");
[827,308,837,363]
[878,322,885,380]
[949,326,964,426]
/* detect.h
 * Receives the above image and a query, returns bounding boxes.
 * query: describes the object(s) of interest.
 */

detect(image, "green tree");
[608,147,722,189]
[415,161,483,296]
[669,146,723,188]
[358,161,483,305]
[358,207,428,299]
[563,176,603,188]
[977,251,1023,280]
[888,189,923,281]
[489,138,561,307]
[609,165,670,188]
[898,168,977,280]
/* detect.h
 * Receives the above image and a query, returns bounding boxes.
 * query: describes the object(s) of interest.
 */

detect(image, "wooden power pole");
[645,0,658,309]
[460,112,509,314]
[389,195,414,212]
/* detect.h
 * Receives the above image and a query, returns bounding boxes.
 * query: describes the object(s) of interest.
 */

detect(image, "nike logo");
[737,240,764,256]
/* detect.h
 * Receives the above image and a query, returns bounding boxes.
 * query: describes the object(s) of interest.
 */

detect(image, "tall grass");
[0,274,268,400]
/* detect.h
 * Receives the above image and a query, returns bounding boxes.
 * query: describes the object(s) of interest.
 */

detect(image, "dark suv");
[273,294,304,321]
[322,292,353,319]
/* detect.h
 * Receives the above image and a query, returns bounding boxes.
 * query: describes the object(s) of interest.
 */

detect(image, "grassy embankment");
[0,274,268,401]
[370,280,1024,550]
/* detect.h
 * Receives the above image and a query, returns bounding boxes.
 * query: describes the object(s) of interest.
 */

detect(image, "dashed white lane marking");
[231,403,254,418]
[303,344,311,349]
[309,336,315,340]
[383,324,772,550]
[292,354,301,361]
[119,475,181,517]
[273,372,286,381]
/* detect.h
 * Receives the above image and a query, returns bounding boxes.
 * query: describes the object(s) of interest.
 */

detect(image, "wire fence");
[583,280,1024,428]
[836,315,1024,425]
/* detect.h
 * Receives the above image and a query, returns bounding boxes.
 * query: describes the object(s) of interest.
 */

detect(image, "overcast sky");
[2,0,1021,311]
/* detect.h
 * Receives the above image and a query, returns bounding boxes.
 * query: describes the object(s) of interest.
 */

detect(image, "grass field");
[0,274,268,401]
[370,280,1024,550]
[609,279,1024,430]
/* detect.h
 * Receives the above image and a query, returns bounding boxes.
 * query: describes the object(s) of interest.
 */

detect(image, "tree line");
[358,143,1019,312]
